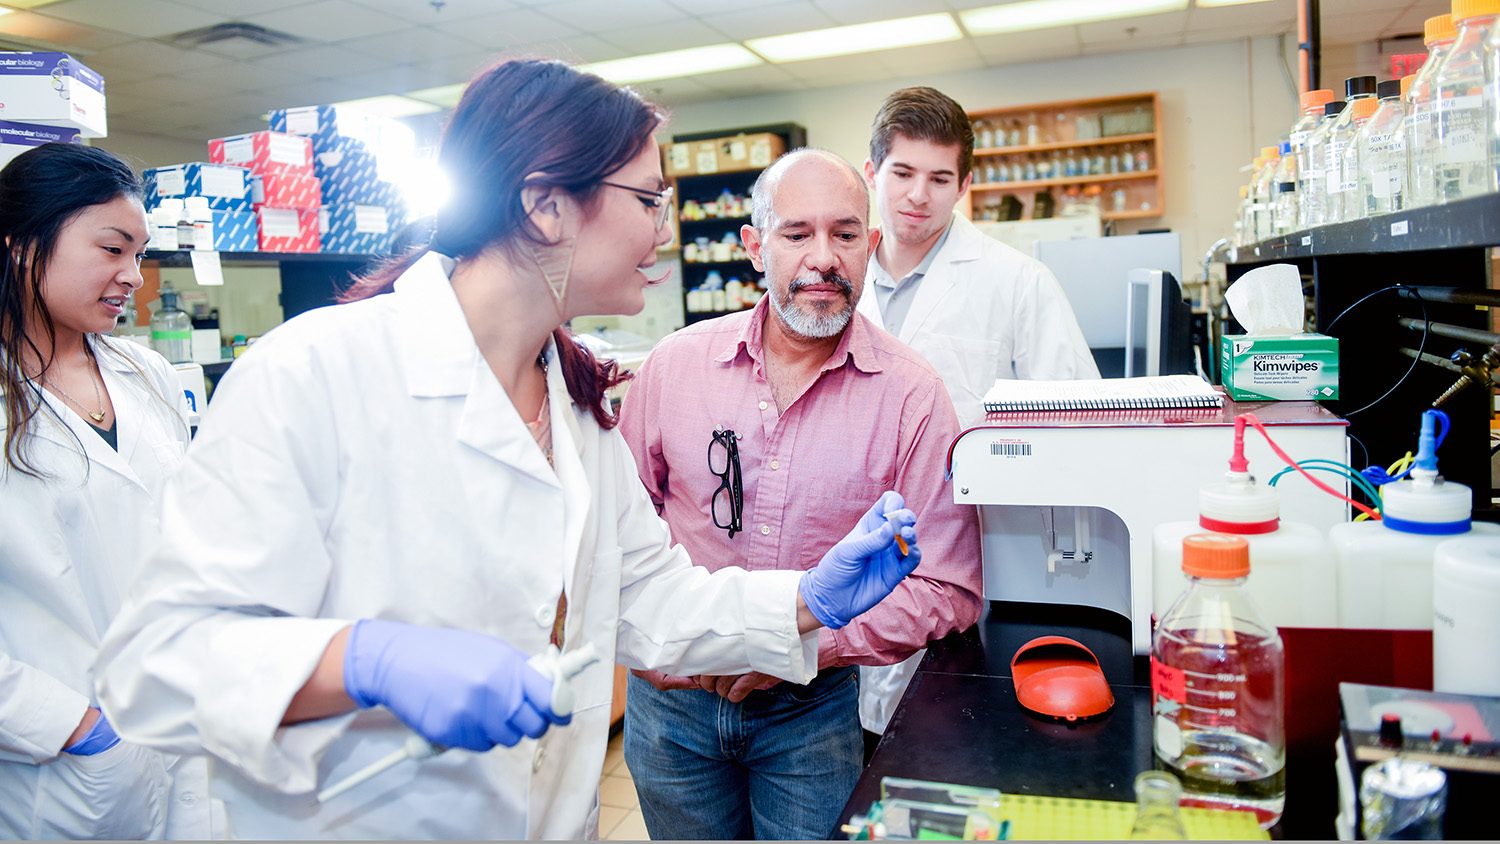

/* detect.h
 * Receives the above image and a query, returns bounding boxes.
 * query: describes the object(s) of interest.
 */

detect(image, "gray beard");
[768,287,852,339]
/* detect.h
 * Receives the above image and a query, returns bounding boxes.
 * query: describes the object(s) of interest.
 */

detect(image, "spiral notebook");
[983,374,1224,412]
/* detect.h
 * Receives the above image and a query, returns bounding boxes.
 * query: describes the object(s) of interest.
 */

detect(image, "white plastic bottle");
[1358,78,1411,217]
[1406,14,1458,208]
[1331,411,1500,628]
[1154,473,1336,630]
[1432,535,1500,695]
[1272,141,1298,234]
[1302,101,1346,227]
[1325,76,1379,224]
[1433,0,1499,203]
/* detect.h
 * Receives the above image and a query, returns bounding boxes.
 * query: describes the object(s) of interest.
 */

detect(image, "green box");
[1220,333,1339,401]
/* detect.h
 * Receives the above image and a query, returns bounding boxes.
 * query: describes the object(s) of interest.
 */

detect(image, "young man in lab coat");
[618,149,982,840]
[855,87,1099,743]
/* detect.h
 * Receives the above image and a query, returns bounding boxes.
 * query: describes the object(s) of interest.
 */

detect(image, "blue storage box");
[145,163,252,212]
[199,210,258,252]
[269,105,414,161]
[314,148,404,207]
[319,203,406,255]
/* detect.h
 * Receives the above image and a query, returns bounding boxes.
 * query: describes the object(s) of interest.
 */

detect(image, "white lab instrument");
[948,400,1348,654]
[316,642,599,803]
[1433,535,1500,695]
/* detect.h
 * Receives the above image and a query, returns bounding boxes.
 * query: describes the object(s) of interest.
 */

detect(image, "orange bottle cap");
[1260,145,1279,159]
[1182,533,1251,578]
[1300,89,1335,111]
[1352,97,1380,120]
[1424,14,1456,43]
[1401,75,1416,99]
[1452,0,1500,23]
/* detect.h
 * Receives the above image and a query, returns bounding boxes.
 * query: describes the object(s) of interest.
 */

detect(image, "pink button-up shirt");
[619,297,982,667]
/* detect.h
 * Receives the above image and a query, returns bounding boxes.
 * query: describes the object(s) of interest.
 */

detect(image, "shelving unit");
[965,92,1162,224]
[665,123,806,326]
[1229,193,1499,516]
[142,249,382,321]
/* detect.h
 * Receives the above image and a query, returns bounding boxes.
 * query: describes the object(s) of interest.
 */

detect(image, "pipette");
[317,641,599,803]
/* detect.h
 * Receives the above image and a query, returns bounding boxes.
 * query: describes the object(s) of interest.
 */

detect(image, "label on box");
[221,136,254,164]
[193,220,214,250]
[670,143,690,171]
[200,165,246,199]
[695,146,718,174]
[260,207,302,238]
[154,168,187,197]
[354,205,388,234]
[190,250,224,286]
[269,133,308,167]
[284,106,319,136]
[749,138,773,167]
[727,140,746,162]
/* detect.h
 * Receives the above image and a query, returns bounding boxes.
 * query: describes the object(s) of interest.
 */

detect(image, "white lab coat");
[96,252,819,840]
[0,337,208,839]
[858,213,1100,426]
[855,214,1099,735]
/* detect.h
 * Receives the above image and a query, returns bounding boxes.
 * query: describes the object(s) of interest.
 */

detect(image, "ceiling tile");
[597,18,728,54]
[251,44,401,78]
[318,64,444,98]
[777,51,895,82]
[880,39,986,72]
[535,0,681,32]
[517,34,630,63]
[692,63,799,92]
[663,0,766,15]
[1318,11,1403,46]
[628,75,715,107]
[1321,0,1414,15]
[968,27,1081,62]
[1185,0,1295,33]
[168,0,308,15]
[404,49,498,84]
[1081,32,1186,56]
[31,0,229,38]
[339,26,487,63]
[429,7,579,47]
[0,9,137,51]
[246,0,411,42]
[701,2,839,41]
[349,0,518,23]
[812,0,952,25]
[87,39,234,77]
[1078,10,1187,43]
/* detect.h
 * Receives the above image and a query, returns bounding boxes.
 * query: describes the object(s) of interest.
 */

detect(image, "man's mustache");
[788,271,853,295]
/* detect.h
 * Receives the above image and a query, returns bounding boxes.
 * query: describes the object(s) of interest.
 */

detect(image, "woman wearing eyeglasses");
[0,144,208,838]
[96,59,921,840]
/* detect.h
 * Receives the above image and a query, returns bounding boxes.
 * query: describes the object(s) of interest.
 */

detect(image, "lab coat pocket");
[924,333,1002,410]
[31,742,169,839]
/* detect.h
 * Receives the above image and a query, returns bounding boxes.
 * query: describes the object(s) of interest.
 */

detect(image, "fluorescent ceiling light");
[407,83,466,108]
[0,9,12,16]
[1195,0,1274,6]
[1,1,66,8]
[328,95,442,119]
[580,43,761,84]
[961,0,1189,35]
[746,13,963,63]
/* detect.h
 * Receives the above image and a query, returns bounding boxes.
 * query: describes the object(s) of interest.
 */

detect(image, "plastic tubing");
[1269,461,1383,506]
[1236,413,1382,520]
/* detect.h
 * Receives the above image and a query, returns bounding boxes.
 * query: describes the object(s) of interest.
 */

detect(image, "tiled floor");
[599,731,649,840]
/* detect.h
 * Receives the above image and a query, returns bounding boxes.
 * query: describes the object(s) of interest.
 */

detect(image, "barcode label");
[990,442,1032,457]
[1391,220,1409,236]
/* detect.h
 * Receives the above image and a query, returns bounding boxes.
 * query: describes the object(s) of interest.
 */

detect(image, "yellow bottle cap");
[1401,75,1415,99]
[1260,145,1278,159]
[1425,13,1456,42]
[1451,0,1500,23]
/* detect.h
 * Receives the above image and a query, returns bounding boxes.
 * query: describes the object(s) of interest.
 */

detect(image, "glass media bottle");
[1152,534,1286,829]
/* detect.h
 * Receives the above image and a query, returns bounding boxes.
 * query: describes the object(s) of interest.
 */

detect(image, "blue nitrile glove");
[343,619,569,752]
[798,491,922,630]
[63,710,120,756]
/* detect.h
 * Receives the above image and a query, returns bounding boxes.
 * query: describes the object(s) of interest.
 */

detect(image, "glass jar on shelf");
[1136,145,1152,171]
[1025,112,1041,146]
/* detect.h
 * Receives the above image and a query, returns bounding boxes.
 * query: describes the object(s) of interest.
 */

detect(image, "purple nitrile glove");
[798,491,922,630]
[63,710,121,756]
[343,619,569,752]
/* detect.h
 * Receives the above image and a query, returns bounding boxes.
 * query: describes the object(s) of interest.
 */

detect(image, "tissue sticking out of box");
[1225,263,1305,335]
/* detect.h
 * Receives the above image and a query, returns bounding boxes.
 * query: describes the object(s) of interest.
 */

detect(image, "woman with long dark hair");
[0,143,205,838]
[96,59,922,839]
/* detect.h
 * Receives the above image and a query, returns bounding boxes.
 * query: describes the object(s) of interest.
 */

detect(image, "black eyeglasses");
[600,181,675,230]
[708,428,743,539]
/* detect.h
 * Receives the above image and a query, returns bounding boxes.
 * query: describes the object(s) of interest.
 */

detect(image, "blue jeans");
[624,667,862,840]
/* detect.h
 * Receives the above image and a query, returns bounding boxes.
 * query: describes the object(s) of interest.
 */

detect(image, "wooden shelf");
[974,132,1156,157]
[1101,207,1162,221]
[971,169,1158,192]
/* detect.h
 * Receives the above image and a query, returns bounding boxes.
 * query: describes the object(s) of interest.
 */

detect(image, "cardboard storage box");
[320,203,403,255]
[0,52,107,137]
[269,104,415,163]
[1220,333,1340,401]
[314,148,404,206]
[251,172,321,210]
[0,120,81,170]
[209,131,314,175]
[257,207,319,253]
[665,133,785,177]
[195,210,259,253]
[145,163,253,212]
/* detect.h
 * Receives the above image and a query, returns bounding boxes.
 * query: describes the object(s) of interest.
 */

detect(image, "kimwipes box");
[0,52,107,137]
[209,131,314,175]
[1220,333,1340,401]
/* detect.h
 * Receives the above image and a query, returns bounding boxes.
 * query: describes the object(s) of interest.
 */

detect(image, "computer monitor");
[1123,268,1195,377]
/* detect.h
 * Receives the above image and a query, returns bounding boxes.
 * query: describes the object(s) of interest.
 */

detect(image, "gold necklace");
[39,351,107,424]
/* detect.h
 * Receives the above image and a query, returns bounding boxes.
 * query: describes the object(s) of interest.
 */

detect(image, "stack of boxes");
[210,129,320,253]
[0,52,106,169]
[142,162,257,251]
[269,105,409,254]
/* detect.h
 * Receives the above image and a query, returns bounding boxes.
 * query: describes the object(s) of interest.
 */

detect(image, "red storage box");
[257,207,319,253]
[210,131,313,175]
[252,172,321,210]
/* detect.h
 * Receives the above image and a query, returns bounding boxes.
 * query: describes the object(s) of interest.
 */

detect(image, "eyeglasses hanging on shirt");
[708,428,743,538]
